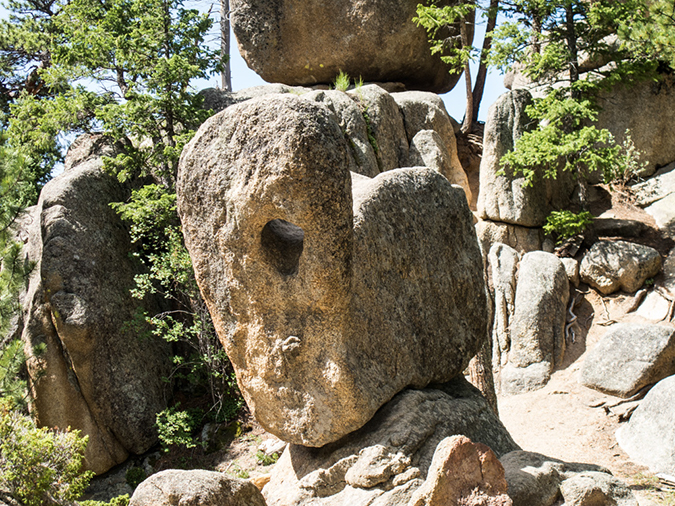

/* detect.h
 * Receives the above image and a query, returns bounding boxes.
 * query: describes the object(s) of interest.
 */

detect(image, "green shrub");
[0,398,94,506]
[124,466,146,490]
[255,450,279,466]
[155,405,202,452]
[80,494,131,506]
[333,70,351,92]
[543,210,594,243]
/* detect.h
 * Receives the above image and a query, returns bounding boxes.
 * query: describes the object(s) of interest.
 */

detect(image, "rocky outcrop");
[581,324,675,398]
[500,451,635,506]
[596,75,675,177]
[488,248,569,395]
[632,162,675,238]
[579,240,662,295]
[19,135,171,475]
[178,94,487,447]
[262,377,519,506]
[616,374,675,475]
[477,89,575,229]
[230,0,471,94]
[129,470,266,506]
[476,220,552,256]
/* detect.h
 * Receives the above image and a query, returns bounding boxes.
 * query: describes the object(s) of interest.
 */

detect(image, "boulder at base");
[262,377,519,506]
[129,470,266,506]
[616,375,675,475]
[230,0,471,94]
[178,94,487,447]
[580,324,675,398]
[580,240,662,295]
[19,135,171,474]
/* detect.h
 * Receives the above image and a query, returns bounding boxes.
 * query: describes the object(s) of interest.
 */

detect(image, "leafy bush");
[155,405,202,452]
[0,398,93,506]
[124,466,146,490]
[255,450,279,466]
[543,210,594,243]
[80,494,130,506]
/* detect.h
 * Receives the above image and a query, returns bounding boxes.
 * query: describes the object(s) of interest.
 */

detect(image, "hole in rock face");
[261,219,304,276]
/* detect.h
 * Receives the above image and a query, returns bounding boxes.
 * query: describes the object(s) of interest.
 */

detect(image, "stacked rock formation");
[178,92,487,448]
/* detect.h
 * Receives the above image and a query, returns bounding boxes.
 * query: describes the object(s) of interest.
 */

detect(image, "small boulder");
[580,240,661,295]
[559,472,637,506]
[561,258,580,287]
[230,0,470,93]
[129,470,266,506]
[489,243,520,367]
[616,375,675,475]
[580,324,675,398]
[409,436,512,506]
[476,220,550,256]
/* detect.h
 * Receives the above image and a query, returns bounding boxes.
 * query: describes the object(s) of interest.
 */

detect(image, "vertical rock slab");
[477,89,575,228]
[489,243,519,367]
[501,251,569,394]
[230,0,471,93]
[301,89,379,177]
[20,135,171,474]
[178,94,488,447]
[347,84,409,173]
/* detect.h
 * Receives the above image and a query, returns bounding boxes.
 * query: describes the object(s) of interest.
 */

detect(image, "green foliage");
[124,467,146,490]
[333,70,351,92]
[155,404,202,452]
[0,398,94,506]
[413,1,477,73]
[0,340,26,408]
[80,494,130,506]
[543,210,594,243]
[255,451,279,466]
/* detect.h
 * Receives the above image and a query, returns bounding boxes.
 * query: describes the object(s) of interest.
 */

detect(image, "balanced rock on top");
[177,94,487,447]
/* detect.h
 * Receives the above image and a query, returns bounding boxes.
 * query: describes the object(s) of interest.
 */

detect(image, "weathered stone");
[409,436,512,506]
[129,470,266,506]
[476,220,550,257]
[489,243,519,367]
[230,0,471,94]
[561,258,580,287]
[500,451,611,506]
[580,240,662,295]
[580,324,675,398]
[200,84,312,115]
[596,75,675,177]
[477,90,575,228]
[645,193,675,238]
[20,135,171,475]
[616,375,675,475]
[408,129,472,202]
[391,90,462,172]
[632,162,675,207]
[506,252,568,393]
[177,94,488,446]
[263,378,520,506]
[664,246,675,295]
[589,218,652,239]
[637,291,672,321]
[302,89,379,177]
[348,84,409,173]
[500,362,554,396]
[559,472,637,506]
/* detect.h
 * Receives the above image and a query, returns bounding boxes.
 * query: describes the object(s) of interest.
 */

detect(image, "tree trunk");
[221,0,232,92]
[468,335,499,416]
[460,14,473,135]
[565,3,580,98]
[471,0,499,125]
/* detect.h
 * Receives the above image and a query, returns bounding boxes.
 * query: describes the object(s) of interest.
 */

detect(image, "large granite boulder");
[616,375,675,475]
[230,0,471,94]
[19,135,171,474]
[579,240,662,295]
[178,94,488,447]
[129,470,266,506]
[477,89,575,228]
[580,324,675,398]
[500,251,569,395]
[262,377,519,506]
[632,162,675,238]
